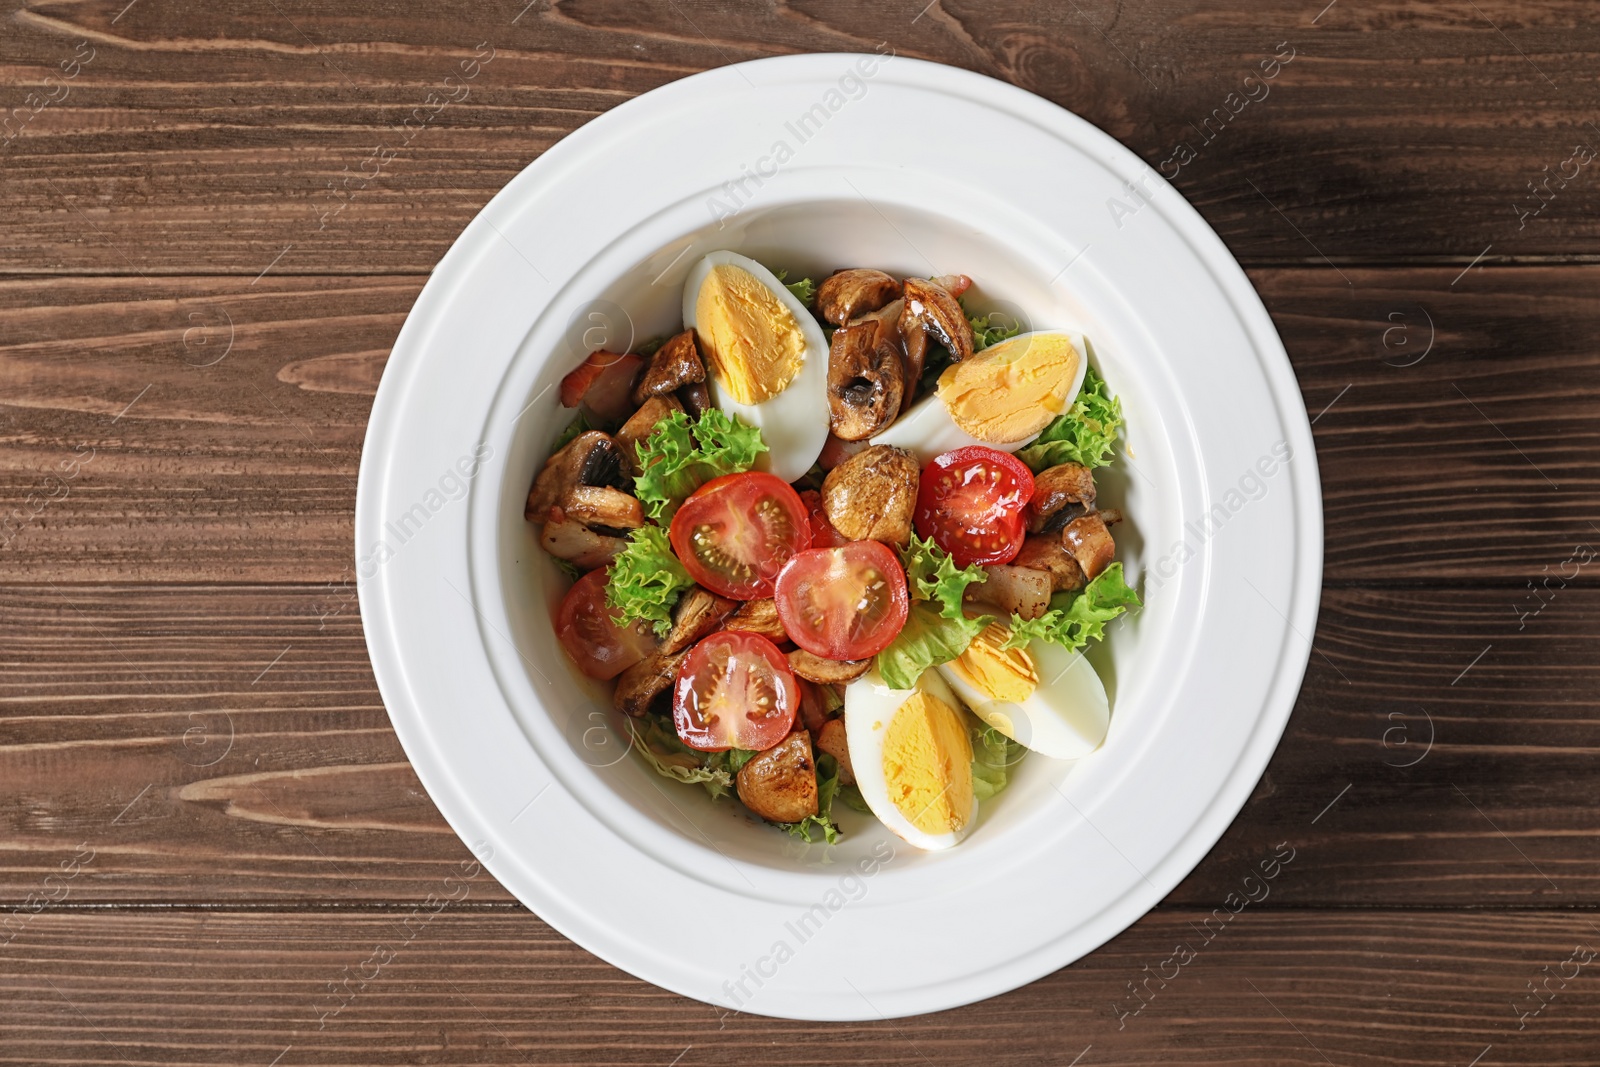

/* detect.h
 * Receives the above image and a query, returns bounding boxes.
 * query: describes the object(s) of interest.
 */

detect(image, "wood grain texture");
[1,583,1596,906]
[2,909,1597,1066]
[4,267,1600,582]
[2,1,1600,272]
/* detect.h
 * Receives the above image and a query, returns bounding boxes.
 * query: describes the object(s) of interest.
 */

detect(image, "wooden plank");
[2,2,1600,272]
[1,583,1596,905]
[0,909,1595,1065]
[4,267,1598,583]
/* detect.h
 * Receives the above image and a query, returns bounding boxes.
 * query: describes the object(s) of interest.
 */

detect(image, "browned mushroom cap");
[827,319,906,441]
[526,431,623,519]
[816,269,903,326]
[821,444,919,546]
[787,649,872,685]
[612,647,689,717]
[1012,534,1087,593]
[736,731,819,823]
[1027,463,1097,533]
[660,586,738,656]
[677,380,712,418]
[630,329,706,406]
[560,486,644,531]
[614,394,683,477]
[540,511,626,570]
[900,277,973,365]
[1062,512,1116,580]
[723,598,788,643]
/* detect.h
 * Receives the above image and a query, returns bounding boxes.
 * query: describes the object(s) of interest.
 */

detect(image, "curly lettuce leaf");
[779,752,842,844]
[633,409,767,522]
[967,308,1023,352]
[771,268,817,308]
[1017,365,1123,472]
[970,719,1026,802]
[900,533,988,620]
[877,602,990,690]
[1002,562,1140,653]
[629,714,736,801]
[605,525,694,637]
[837,783,871,814]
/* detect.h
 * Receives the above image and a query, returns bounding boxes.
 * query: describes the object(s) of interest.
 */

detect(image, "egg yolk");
[693,263,806,405]
[937,332,1081,443]
[947,622,1040,704]
[882,690,975,835]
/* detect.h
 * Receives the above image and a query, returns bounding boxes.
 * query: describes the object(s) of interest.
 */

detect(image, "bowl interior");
[491,195,1180,882]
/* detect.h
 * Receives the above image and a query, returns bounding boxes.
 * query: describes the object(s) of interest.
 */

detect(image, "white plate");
[356,53,1321,1021]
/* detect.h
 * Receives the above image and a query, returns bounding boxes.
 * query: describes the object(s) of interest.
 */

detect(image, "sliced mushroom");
[797,679,831,734]
[1012,534,1087,593]
[813,717,854,785]
[677,380,712,418]
[723,598,788,643]
[816,269,902,326]
[540,511,625,570]
[1062,512,1116,580]
[899,277,973,369]
[560,486,644,532]
[526,431,623,519]
[788,649,872,685]
[615,394,683,477]
[827,320,906,441]
[821,444,919,545]
[1028,462,1097,534]
[612,647,689,717]
[736,731,818,824]
[630,329,706,405]
[963,564,1052,620]
[661,586,738,656]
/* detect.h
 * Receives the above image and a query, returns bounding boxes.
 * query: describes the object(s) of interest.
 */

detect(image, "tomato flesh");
[673,631,799,751]
[913,446,1036,567]
[556,568,658,680]
[669,472,811,599]
[774,542,909,660]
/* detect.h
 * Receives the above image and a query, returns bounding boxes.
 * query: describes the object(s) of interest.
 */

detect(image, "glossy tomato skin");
[668,472,812,600]
[774,542,909,660]
[914,446,1036,567]
[672,631,799,751]
[556,568,658,680]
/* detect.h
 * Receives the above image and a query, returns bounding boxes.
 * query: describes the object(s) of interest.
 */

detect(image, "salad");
[529,251,1138,850]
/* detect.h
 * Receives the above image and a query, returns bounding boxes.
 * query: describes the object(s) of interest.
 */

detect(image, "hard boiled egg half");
[682,251,830,483]
[872,331,1090,464]
[843,667,977,851]
[936,619,1110,760]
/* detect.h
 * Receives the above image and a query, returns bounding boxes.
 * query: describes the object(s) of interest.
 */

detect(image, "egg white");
[843,667,977,851]
[870,331,1091,465]
[681,250,830,483]
[937,638,1109,760]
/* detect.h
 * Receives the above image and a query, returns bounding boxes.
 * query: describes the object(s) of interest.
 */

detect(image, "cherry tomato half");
[668,472,811,600]
[913,446,1036,567]
[556,567,658,680]
[673,631,799,751]
[774,541,910,660]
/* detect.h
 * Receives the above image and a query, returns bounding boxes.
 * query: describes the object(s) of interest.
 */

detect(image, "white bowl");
[357,53,1321,1021]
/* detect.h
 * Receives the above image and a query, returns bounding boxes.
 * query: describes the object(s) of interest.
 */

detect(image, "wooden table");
[3,2,1597,1063]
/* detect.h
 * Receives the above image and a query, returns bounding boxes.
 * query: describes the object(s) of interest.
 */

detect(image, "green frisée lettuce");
[1002,563,1141,653]
[970,719,1026,801]
[551,409,590,452]
[778,752,842,844]
[968,307,1022,351]
[633,409,767,522]
[1017,365,1123,472]
[876,535,993,689]
[605,525,694,637]
[629,714,736,801]
[771,269,817,308]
